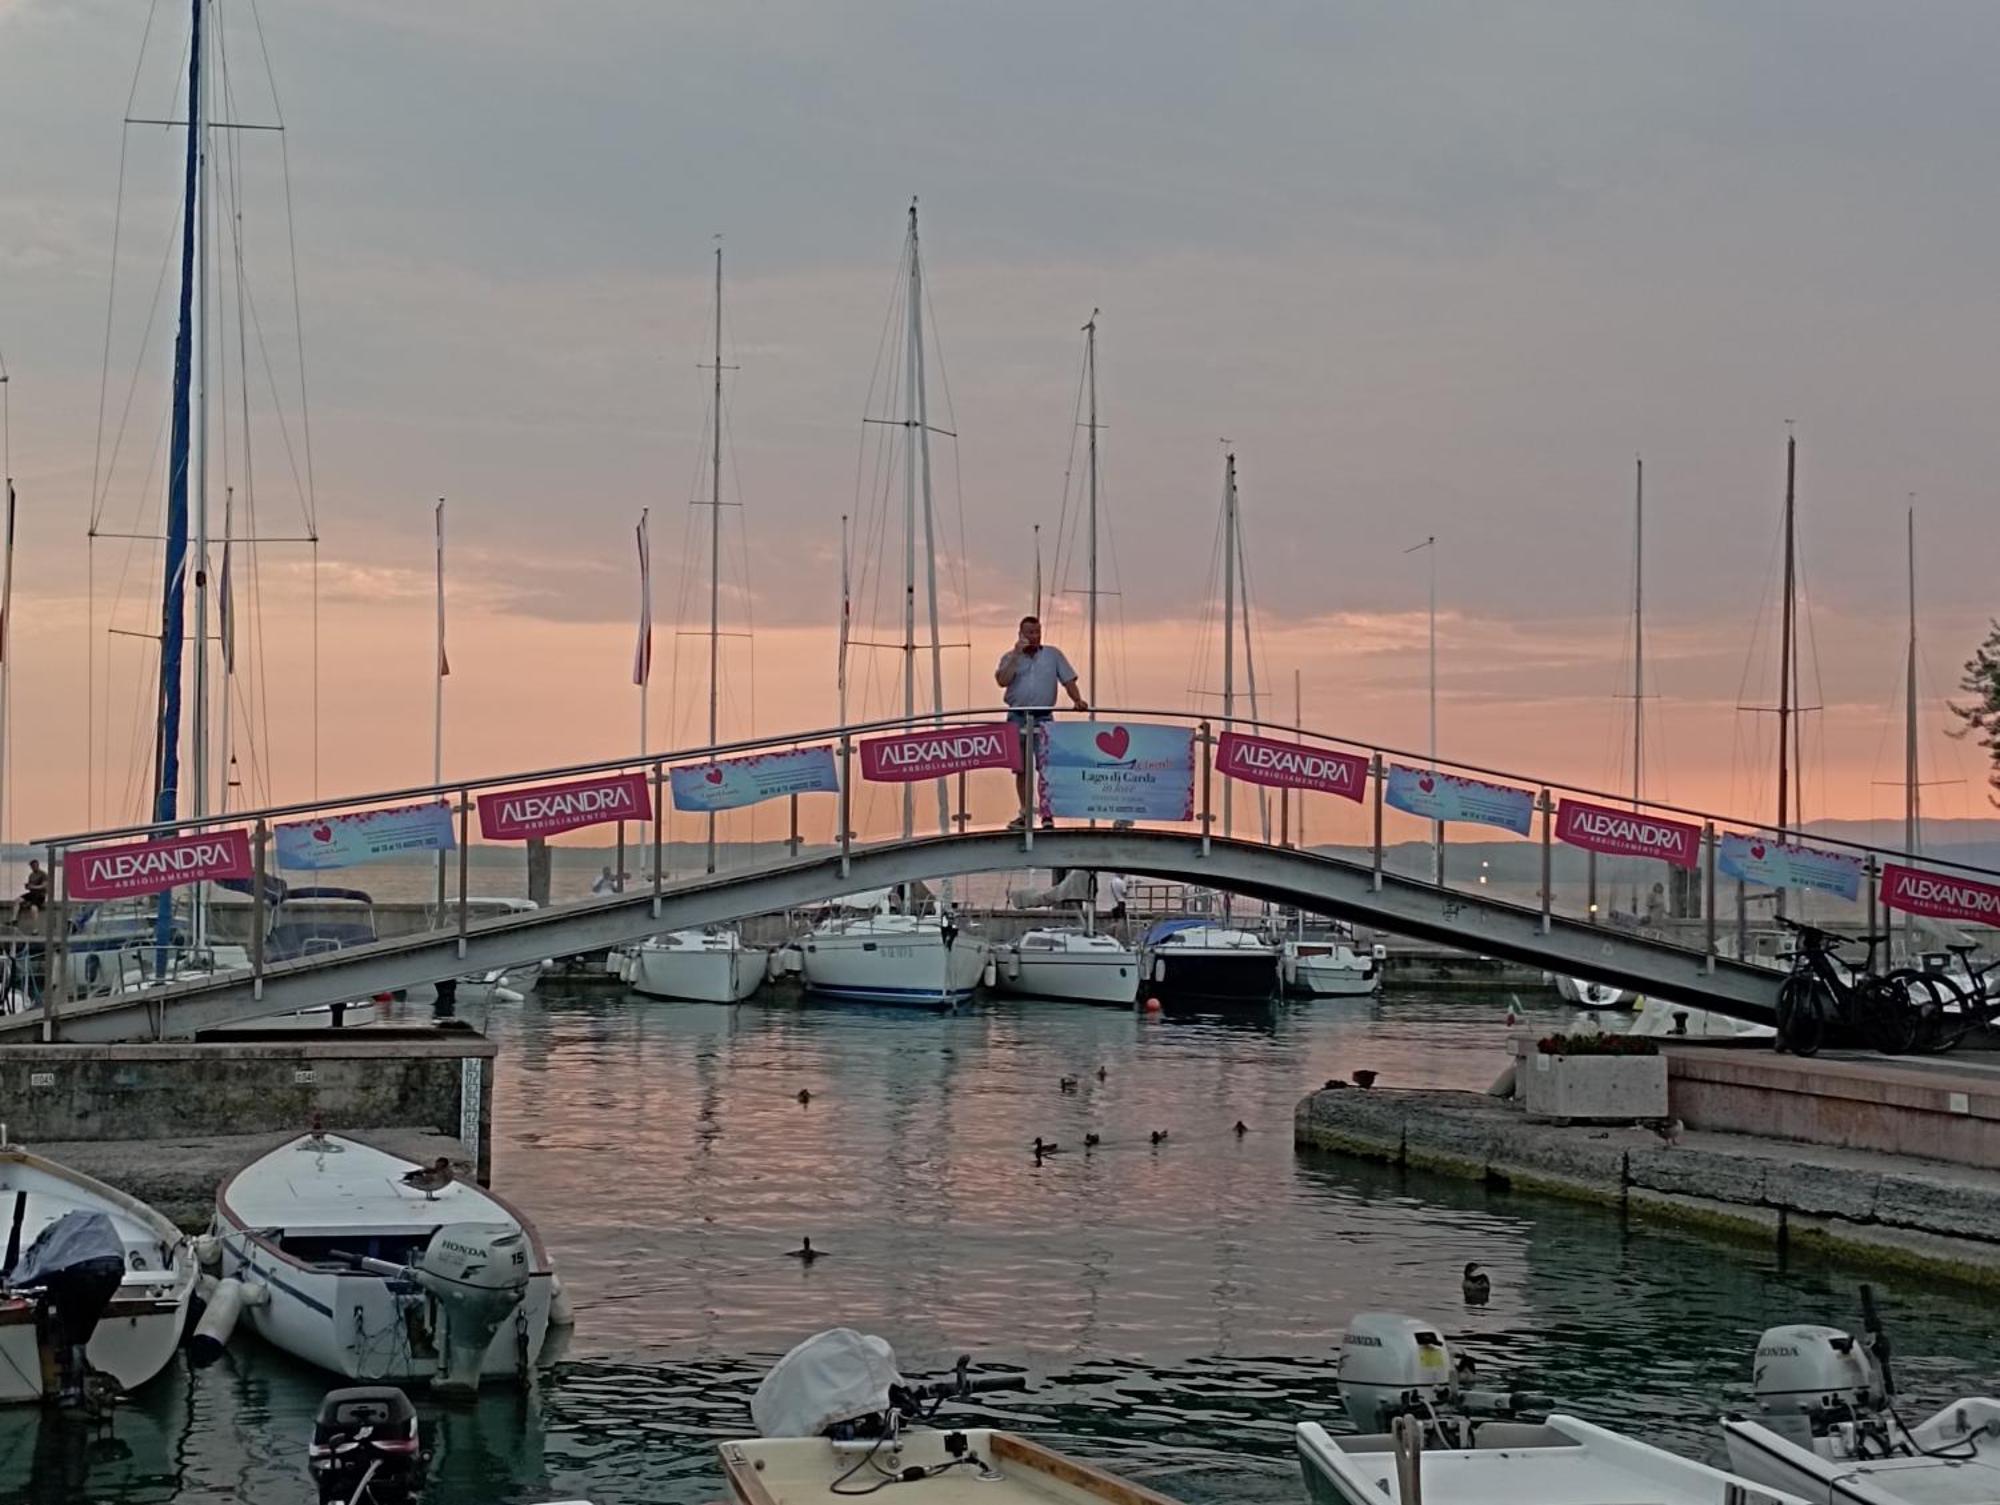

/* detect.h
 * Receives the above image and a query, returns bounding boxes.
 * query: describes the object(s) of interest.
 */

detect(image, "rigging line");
[94,198,185,531]
[236,264,313,531]
[918,275,976,692]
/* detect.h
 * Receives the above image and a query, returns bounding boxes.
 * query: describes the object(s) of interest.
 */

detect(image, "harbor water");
[14,984,1999,1503]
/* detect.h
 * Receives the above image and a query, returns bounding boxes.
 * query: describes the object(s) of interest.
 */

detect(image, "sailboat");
[630,244,768,1004]
[1141,453,1278,1008]
[995,312,1140,1007]
[796,203,989,1008]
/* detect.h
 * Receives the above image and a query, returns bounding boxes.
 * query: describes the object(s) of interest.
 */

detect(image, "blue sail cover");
[152,0,202,954]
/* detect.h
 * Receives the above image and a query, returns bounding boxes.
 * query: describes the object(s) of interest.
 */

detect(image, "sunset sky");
[3,1,1998,847]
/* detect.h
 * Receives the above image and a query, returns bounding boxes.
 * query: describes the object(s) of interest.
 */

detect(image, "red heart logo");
[705,767,724,784]
[312,824,333,843]
[1750,844,1766,860]
[1418,775,1435,794]
[1095,726,1130,759]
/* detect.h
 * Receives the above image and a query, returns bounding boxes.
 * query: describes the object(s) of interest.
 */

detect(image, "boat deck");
[221,1133,499,1234]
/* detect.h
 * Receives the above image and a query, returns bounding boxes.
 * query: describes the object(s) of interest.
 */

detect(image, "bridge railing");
[24,706,1998,1026]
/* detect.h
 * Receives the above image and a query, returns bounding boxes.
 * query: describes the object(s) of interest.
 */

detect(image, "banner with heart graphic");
[1718,832,1861,899]
[275,800,457,870]
[479,771,653,840]
[1384,764,1534,835]
[1880,861,2000,923]
[1216,731,1368,803]
[65,828,253,901]
[1037,721,1194,822]
[670,744,840,813]
[1557,798,1702,869]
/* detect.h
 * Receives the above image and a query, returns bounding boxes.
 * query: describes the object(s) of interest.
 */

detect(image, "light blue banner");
[1719,833,1861,900]
[275,800,456,870]
[671,744,840,813]
[1384,763,1534,836]
[1038,721,1194,822]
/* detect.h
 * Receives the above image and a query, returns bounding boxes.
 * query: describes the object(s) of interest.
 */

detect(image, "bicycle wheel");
[1860,978,1920,1056]
[1886,968,1966,1054]
[1776,973,1826,1057]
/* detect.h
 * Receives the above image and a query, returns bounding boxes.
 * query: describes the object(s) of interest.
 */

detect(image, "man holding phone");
[994,614,1088,828]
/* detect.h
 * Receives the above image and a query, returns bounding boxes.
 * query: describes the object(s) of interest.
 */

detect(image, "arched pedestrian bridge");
[9,709,1985,1042]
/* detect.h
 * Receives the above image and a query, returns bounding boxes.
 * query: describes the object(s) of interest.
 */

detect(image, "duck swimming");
[1462,1262,1490,1304]
[1149,1130,1168,1146]
[1083,1133,1101,1149]
[1033,1137,1061,1159]
[788,1238,824,1264]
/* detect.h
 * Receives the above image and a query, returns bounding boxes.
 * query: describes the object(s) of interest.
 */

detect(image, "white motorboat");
[1282,937,1381,998]
[1627,995,1774,1042]
[1139,920,1278,1007]
[629,928,768,1003]
[213,1132,555,1393]
[996,928,1138,1006]
[718,1330,1182,1504]
[1553,974,1636,1009]
[1300,1312,1803,1505]
[1721,1289,2000,1505]
[0,1141,196,1404]
[799,899,989,1008]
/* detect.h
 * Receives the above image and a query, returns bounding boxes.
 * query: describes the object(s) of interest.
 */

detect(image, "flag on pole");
[632,508,652,686]
[219,492,235,675]
[435,499,449,677]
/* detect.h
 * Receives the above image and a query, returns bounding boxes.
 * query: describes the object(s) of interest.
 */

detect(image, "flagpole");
[0,476,14,888]
[434,497,447,916]
[634,507,652,866]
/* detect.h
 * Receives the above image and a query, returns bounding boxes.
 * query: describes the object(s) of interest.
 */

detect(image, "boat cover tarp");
[1140,917,1209,946]
[751,1328,902,1439]
[7,1209,124,1286]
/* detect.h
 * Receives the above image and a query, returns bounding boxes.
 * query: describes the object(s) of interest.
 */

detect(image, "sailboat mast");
[1294,668,1304,848]
[900,204,920,841]
[908,205,950,840]
[1776,433,1796,915]
[1084,310,1100,721]
[151,0,204,961]
[1632,457,1643,808]
[838,512,850,732]
[1032,523,1042,620]
[1905,501,1920,953]
[1221,452,1236,840]
[191,0,213,828]
[1238,523,1268,843]
[707,244,723,874]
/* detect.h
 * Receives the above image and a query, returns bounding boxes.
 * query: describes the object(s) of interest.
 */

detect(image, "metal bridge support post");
[838,733,853,880]
[1703,823,1718,971]
[1865,855,1880,948]
[1538,790,1553,935]
[1198,721,1214,858]
[251,820,269,1000]
[1280,786,1290,849]
[651,762,665,919]
[1023,728,1037,856]
[789,793,802,859]
[955,771,968,835]
[41,846,62,1043]
[1370,754,1385,892]
[456,792,471,961]
[1587,851,1599,925]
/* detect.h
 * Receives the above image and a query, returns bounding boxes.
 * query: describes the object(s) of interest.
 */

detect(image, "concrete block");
[1628,1186,1783,1243]
[1628,1147,1769,1204]
[1787,1215,2000,1290]
[1765,1161,1880,1222]
[1871,1175,2000,1244]
[1522,1051,1667,1123]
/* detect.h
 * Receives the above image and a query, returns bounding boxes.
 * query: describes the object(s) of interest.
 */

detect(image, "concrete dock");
[1295,1081,2000,1287]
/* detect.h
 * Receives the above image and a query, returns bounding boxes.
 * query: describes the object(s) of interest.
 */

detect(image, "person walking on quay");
[995,614,1088,828]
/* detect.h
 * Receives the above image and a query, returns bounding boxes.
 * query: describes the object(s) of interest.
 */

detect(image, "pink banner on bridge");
[860,723,1019,782]
[1880,862,2000,925]
[477,771,652,840]
[64,828,253,901]
[1217,731,1367,803]
[1556,798,1701,870]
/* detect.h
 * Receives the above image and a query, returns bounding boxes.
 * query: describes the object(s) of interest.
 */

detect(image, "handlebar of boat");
[901,1373,1026,1402]
[1461,1388,1553,1417]
[329,1251,409,1280]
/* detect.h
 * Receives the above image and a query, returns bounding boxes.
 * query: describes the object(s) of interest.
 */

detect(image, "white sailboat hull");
[997,929,1139,1005]
[630,935,767,1003]
[800,922,988,1007]
[0,1148,196,1403]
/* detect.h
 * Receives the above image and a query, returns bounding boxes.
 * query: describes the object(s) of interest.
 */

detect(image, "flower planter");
[1519,1045,1667,1123]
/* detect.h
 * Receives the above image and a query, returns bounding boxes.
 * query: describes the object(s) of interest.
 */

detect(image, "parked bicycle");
[1773,919,1922,1057]
[1886,942,2000,1053]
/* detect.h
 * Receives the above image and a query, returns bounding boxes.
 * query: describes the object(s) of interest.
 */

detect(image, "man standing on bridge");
[995,614,1088,829]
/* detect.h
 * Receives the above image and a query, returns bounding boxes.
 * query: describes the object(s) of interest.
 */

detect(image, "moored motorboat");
[0,1140,196,1405]
[1300,1311,1802,1505]
[213,1132,556,1393]
[799,900,989,1008]
[718,1329,1182,1504]
[629,928,767,1003]
[1721,1287,2000,1505]
[996,928,1138,1006]
[1553,974,1636,1009]
[1139,919,1278,1007]
[1627,995,1774,1042]
[1282,936,1381,997]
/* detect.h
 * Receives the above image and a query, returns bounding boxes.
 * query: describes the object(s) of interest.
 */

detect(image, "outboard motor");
[6,1210,128,1410]
[308,1386,425,1505]
[410,1224,530,1397]
[1748,1316,1888,1451]
[1338,1313,1458,1432]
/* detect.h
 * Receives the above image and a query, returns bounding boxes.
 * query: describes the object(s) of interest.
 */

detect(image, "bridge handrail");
[34,705,2000,884]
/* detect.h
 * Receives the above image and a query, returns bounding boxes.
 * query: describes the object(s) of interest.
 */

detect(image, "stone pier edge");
[1294,1089,2000,1290]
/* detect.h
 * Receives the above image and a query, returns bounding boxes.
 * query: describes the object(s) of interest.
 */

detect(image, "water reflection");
[12,986,1999,1502]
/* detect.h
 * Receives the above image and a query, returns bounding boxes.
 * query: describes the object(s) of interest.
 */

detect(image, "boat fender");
[982,959,997,988]
[1486,1064,1517,1098]
[188,1276,262,1367]
[549,1273,577,1327]
[192,1233,223,1269]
